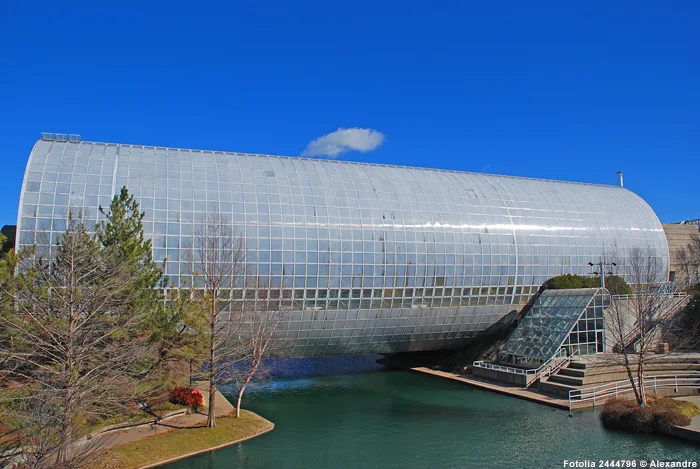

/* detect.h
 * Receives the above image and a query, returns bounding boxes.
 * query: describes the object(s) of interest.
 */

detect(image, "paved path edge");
[135,412,275,469]
[90,409,190,438]
[669,396,700,445]
[411,367,571,411]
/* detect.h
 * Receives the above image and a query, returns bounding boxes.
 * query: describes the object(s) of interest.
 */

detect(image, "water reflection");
[167,371,698,469]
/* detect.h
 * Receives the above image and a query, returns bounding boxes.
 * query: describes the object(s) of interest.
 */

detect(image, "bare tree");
[184,214,245,428]
[0,232,20,386]
[230,280,284,417]
[184,214,287,423]
[604,247,676,406]
[0,213,160,468]
[677,234,700,288]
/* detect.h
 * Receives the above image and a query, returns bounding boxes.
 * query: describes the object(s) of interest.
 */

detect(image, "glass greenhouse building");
[16,135,670,356]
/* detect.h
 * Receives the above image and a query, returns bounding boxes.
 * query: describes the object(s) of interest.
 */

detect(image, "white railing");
[471,361,533,376]
[610,291,688,301]
[473,348,575,386]
[616,292,689,350]
[525,348,575,386]
[538,349,580,383]
[568,371,700,412]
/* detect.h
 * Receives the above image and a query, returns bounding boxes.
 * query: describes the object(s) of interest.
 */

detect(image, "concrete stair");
[548,374,585,387]
[538,354,700,400]
[557,367,585,378]
[538,379,580,398]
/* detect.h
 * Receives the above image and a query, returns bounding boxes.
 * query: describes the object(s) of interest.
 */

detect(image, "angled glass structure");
[499,288,610,364]
[16,137,670,356]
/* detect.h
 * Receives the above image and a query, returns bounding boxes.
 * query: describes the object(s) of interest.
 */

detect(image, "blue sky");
[0,1,697,225]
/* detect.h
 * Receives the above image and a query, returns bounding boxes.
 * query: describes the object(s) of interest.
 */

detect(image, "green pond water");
[164,371,698,469]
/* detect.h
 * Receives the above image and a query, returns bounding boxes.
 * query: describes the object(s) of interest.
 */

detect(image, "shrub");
[600,397,700,435]
[169,387,203,409]
[546,274,589,290]
[545,274,630,294]
[603,275,631,295]
[668,397,700,420]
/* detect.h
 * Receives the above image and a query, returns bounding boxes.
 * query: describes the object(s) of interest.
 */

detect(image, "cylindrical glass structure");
[16,139,669,356]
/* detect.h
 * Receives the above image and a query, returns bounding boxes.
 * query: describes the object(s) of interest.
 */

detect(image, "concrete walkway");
[670,396,700,444]
[412,367,570,410]
[95,383,236,451]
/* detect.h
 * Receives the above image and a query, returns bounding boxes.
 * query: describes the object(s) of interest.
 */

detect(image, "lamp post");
[589,261,617,289]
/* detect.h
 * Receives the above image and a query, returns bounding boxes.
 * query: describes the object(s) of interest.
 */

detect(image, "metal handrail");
[617,292,689,349]
[571,371,700,399]
[473,348,571,378]
[526,348,572,384]
[632,294,690,347]
[568,371,700,412]
[540,349,580,381]
[610,291,687,301]
[471,361,533,375]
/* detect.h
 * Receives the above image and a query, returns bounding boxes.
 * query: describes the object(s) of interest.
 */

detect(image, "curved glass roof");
[14,139,670,355]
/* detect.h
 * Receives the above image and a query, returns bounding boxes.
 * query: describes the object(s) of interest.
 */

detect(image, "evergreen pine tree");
[99,186,163,305]
[99,187,187,373]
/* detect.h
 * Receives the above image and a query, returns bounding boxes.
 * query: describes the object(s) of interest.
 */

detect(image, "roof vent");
[41,132,81,143]
[616,171,624,188]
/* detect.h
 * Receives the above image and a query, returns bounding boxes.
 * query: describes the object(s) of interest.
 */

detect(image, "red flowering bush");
[169,387,203,409]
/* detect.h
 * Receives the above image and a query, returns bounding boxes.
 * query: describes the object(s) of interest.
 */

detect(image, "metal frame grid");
[499,288,610,364]
[16,140,670,356]
[562,289,609,356]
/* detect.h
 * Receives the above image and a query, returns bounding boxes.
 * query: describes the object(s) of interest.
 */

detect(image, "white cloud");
[301,127,385,158]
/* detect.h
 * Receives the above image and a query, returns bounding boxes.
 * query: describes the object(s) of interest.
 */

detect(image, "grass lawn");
[94,410,274,469]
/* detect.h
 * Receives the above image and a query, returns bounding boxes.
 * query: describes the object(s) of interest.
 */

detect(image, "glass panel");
[499,288,610,363]
[15,139,670,356]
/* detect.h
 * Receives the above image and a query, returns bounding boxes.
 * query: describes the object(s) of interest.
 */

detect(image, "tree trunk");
[637,347,647,406]
[236,385,245,418]
[207,379,217,428]
[206,329,216,428]
[56,401,73,466]
[637,376,647,406]
[619,342,643,406]
[236,360,260,418]
[58,278,77,465]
